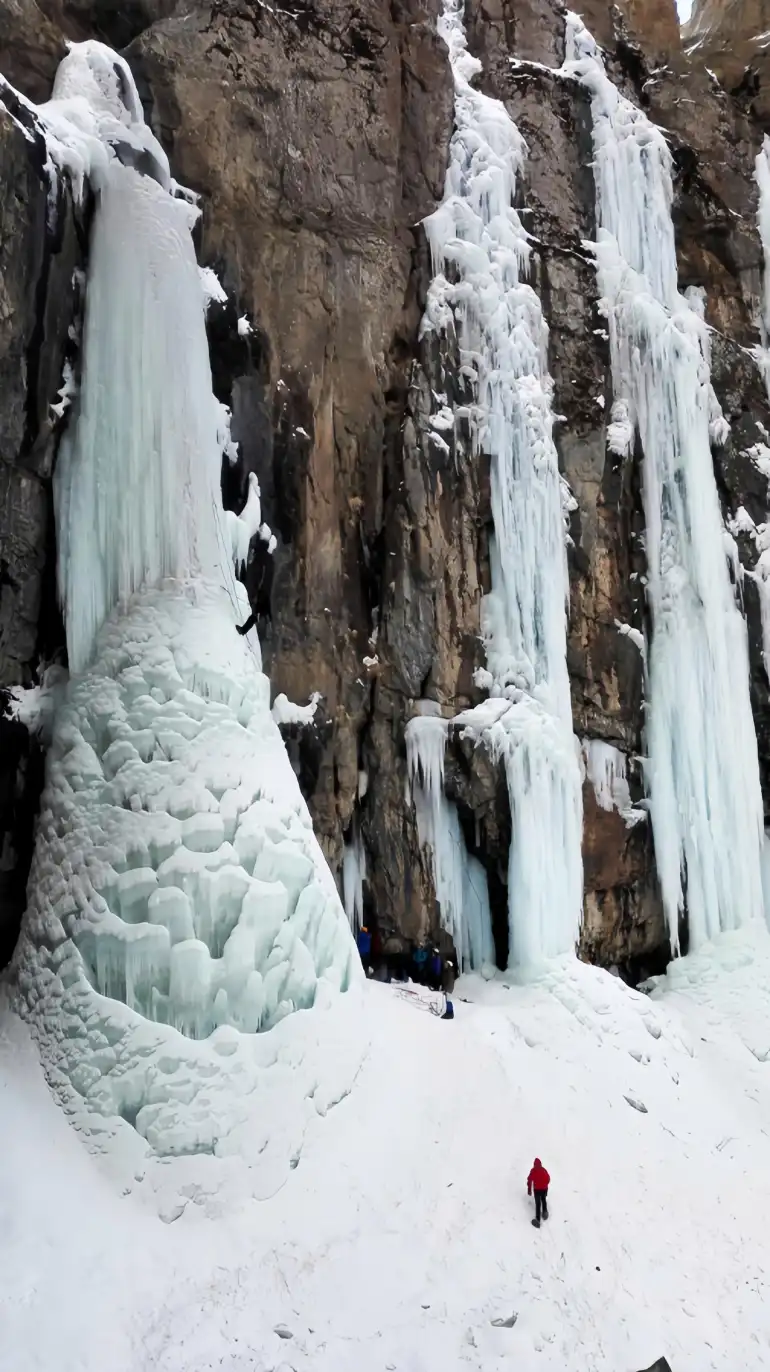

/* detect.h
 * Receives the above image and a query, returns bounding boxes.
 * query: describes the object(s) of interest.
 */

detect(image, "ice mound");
[10,584,359,1164]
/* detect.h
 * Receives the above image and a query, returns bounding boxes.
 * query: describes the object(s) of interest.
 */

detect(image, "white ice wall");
[405,716,495,971]
[418,0,584,969]
[566,15,765,949]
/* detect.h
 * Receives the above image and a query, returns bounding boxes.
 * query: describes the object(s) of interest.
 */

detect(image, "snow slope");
[4,931,770,1372]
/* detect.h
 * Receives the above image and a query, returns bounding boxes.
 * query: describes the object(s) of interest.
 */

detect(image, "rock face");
[685,1,770,123]
[0,83,83,964]
[1,0,770,978]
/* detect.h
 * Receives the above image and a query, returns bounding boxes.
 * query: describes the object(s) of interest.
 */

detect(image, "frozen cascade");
[756,136,770,355]
[417,0,584,968]
[405,717,494,972]
[342,825,366,935]
[751,142,770,678]
[55,157,223,674]
[10,42,359,1158]
[581,740,631,814]
[565,15,765,948]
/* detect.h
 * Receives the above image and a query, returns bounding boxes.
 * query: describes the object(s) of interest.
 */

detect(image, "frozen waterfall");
[405,716,494,972]
[565,15,765,949]
[11,42,358,1158]
[417,0,584,969]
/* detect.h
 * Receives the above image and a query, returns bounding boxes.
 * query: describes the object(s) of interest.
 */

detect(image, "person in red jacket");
[527,1158,550,1226]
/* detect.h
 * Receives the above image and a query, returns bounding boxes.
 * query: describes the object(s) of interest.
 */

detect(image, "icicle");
[342,825,366,935]
[419,0,584,968]
[565,14,765,949]
[405,716,494,972]
[756,137,770,354]
[581,739,631,813]
[54,152,224,672]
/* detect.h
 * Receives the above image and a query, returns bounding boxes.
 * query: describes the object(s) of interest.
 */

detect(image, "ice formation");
[756,136,770,354]
[579,738,645,826]
[751,146,770,678]
[581,740,631,813]
[342,825,366,935]
[405,716,494,971]
[565,15,765,948]
[50,45,222,676]
[10,42,358,1154]
[417,0,584,968]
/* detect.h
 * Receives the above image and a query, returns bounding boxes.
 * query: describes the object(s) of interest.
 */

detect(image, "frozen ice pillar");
[405,716,494,972]
[417,0,584,969]
[50,45,224,675]
[11,41,359,1158]
[564,15,765,949]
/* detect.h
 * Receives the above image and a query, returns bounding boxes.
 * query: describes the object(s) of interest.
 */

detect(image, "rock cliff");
[685,0,770,123]
[2,0,770,979]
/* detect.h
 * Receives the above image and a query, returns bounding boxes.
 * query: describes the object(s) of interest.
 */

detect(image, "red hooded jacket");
[528,1159,550,1192]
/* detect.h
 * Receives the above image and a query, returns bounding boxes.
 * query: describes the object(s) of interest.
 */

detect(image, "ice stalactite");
[342,825,366,936]
[755,137,770,358]
[580,739,646,828]
[405,716,494,972]
[55,154,224,673]
[416,0,584,969]
[565,15,765,949]
[10,42,359,1160]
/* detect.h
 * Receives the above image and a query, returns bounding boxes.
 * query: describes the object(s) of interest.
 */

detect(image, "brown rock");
[0,91,83,963]
[685,1,770,118]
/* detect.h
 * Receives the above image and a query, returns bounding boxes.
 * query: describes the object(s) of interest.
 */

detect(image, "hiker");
[357,925,372,973]
[430,946,443,991]
[527,1158,550,1227]
[441,958,456,995]
[412,944,429,985]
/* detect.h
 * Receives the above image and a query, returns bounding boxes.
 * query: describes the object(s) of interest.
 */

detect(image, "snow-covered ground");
[4,929,770,1372]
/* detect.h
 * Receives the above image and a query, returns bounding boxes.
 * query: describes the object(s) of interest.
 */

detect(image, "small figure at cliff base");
[528,1158,550,1227]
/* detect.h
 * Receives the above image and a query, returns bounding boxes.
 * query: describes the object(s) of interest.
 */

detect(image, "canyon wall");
[2,0,770,978]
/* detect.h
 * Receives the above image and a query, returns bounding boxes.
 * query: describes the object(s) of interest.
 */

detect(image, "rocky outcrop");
[1,0,770,979]
[685,1,770,123]
[0,86,83,963]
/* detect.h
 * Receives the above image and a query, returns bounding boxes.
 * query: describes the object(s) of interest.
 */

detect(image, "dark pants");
[534,1189,548,1222]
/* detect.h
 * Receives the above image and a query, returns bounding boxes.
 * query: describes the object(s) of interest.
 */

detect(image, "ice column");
[750,142,770,672]
[47,48,226,673]
[342,826,366,935]
[565,15,765,948]
[419,0,584,968]
[406,717,494,972]
[756,137,770,353]
[12,43,359,1158]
